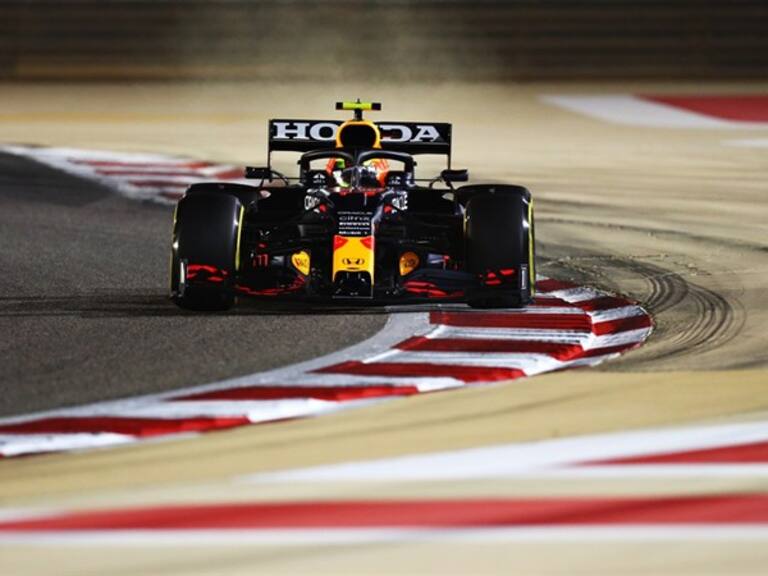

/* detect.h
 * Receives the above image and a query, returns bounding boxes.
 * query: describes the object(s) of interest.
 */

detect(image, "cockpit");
[299,149,416,190]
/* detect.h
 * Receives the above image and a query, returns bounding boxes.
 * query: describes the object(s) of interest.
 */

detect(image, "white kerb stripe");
[1,526,767,546]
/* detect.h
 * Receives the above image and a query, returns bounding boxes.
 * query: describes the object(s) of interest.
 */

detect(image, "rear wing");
[268,119,452,168]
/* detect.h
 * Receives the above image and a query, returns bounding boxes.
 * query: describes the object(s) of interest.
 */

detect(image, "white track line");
[723,138,768,148]
[0,433,135,457]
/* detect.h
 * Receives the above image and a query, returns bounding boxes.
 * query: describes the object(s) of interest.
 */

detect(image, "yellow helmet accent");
[335,119,382,149]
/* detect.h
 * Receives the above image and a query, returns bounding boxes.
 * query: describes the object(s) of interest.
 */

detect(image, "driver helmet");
[326,120,389,186]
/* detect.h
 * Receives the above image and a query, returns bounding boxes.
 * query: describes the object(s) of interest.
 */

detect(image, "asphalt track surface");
[0,81,767,575]
[0,152,386,417]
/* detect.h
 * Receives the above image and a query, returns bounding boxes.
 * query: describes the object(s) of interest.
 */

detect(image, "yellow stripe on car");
[234,204,245,271]
[528,199,535,295]
[339,101,375,111]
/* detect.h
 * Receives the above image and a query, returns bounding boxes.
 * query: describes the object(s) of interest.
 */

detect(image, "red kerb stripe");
[590,440,768,465]
[172,385,419,402]
[314,361,525,383]
[127,180,191,188]
[2,496,767,531]
[573,296,633,312]
[592,314,652,335]
[529,296,572,307]
[579,342,640,358]
[0,416,249,437]
[211,168,246,180]
[94,170,205,177]
[430,311,591,331]
[641,95,768,122]
[396,337,584,361]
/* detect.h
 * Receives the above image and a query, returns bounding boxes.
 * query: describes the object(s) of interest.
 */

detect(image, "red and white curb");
[0,147,652,458]
[1,145,248,203]
[244,419,768,483]
[542,94,768,129]
[0,278,652,458]
[1,499,767,545]
[1,417,767,544]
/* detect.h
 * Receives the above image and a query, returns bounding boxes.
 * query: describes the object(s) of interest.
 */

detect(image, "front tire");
[170,192,243,311]
[464,186,535,308]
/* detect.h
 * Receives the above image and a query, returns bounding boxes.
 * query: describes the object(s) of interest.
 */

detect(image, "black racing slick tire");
[170,192,243,311]
[464,186,535,308]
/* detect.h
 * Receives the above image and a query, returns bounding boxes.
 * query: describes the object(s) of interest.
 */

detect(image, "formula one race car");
[170,101,535,310]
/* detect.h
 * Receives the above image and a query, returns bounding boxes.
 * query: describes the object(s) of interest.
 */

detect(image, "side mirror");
[244,166,272,180]
[441,168,469,183]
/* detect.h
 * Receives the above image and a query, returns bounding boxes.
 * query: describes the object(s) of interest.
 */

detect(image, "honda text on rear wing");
[268,101,452,169]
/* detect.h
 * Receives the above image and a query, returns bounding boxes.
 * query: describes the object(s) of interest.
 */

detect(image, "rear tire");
[170,192,243,311]
[464,187,535,308]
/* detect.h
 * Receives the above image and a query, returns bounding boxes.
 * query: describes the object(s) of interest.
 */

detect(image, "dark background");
[1,0,766,82]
